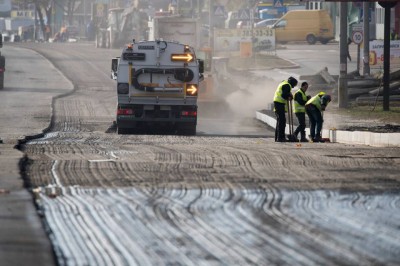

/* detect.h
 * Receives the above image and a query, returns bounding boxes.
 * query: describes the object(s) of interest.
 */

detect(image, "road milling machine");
[95,4,148,49]
[111,40,204,135]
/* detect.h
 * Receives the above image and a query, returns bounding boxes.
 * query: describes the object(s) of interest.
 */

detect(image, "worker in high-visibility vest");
[305,92,331,143]
[293,81,311,142]
[273,76,297,142]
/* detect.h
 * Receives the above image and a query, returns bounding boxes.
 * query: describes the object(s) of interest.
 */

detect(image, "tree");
[13,0,52,40]
[54,0,77,26]
[14,0,77,39]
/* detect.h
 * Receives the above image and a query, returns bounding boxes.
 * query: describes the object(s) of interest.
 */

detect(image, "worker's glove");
[288,94,293,101]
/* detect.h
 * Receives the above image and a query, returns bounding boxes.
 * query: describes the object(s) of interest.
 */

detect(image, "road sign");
[352,31,363,44]
[238,9,250,20]
[351,23,363,32]
[274,0,283,8]
[95,4,106,17]
[214,5,225,17]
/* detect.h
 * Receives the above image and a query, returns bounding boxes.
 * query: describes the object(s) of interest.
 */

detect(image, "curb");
[256,111,400,147]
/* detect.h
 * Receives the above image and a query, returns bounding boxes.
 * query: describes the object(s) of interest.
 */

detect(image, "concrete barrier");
[256,110,400,147]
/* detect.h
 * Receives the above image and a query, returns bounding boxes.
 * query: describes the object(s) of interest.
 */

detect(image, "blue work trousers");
[274,101,286,141]
[306,108,323,139]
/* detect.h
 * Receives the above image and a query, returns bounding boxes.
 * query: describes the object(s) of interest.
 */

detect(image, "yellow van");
[271,10,334,44]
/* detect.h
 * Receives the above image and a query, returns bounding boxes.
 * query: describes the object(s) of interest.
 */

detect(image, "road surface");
[2,42,400,266]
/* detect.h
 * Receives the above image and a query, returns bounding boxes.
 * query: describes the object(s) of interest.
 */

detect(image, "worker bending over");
[305,92,331,143]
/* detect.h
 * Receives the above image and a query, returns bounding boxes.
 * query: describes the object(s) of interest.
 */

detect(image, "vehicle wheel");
[0,73,4,90]
[320,39,330,45]
[0,56,5,90]
[306,34,317,45]
[117,127,129,135]
[179,124,196,136]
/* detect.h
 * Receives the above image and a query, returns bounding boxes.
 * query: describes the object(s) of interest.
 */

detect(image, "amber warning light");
[171,53,194,62]
[185,84,198,96]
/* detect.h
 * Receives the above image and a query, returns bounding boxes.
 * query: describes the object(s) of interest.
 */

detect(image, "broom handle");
[289,100,294,135]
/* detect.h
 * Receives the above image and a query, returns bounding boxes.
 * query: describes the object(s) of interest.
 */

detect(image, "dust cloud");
[198,70,278,135]
[224,75,277,119]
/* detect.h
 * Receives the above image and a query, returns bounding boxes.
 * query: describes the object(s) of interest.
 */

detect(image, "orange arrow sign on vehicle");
[171,53,194,62]
[186,85,198,95]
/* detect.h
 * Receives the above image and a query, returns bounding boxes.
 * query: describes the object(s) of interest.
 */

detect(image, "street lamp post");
[378,1,397,111]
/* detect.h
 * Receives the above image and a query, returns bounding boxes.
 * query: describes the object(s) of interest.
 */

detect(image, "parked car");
[255,19,278,28]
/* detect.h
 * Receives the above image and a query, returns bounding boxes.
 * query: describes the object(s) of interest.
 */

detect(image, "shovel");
[287,100,298,142]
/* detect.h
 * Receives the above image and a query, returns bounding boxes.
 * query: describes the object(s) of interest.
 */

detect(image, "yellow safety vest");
[306,95,322,111]
[274,80,290,104]
[294,89,307,113]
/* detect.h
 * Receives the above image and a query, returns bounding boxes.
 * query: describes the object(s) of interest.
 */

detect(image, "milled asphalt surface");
[0,45,73,265]
[0,44,399,265]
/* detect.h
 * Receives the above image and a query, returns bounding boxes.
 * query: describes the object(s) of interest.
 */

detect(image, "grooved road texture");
[16,43,400,265]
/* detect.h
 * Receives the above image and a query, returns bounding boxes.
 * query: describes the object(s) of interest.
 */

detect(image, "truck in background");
[95,4,148,49]
[111,40,204,135]
[147,15,201,50]
[94,2,204,50]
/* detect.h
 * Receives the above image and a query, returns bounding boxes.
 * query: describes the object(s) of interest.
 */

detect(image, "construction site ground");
[1,43,399,266]
[225,52,400,133]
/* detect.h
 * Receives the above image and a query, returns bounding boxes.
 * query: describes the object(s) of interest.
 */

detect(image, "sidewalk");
[0,45,73,265]
[256,108,400,147]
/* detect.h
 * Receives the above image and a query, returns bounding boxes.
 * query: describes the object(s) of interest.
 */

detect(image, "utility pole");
[34,1,38,41]
[379,1,397,111]
[362,2,370,76]
[338,2,348,108]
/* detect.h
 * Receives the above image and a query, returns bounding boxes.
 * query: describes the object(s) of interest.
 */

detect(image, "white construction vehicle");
[111,39,204,135]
